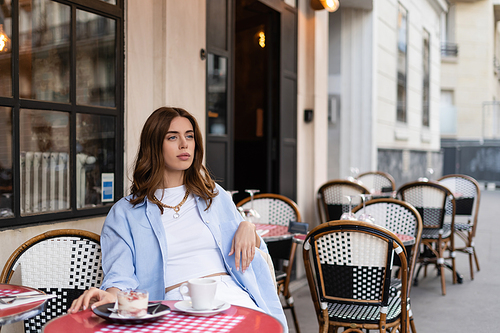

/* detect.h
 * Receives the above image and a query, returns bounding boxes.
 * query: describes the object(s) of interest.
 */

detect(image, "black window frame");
[0,0,124,229]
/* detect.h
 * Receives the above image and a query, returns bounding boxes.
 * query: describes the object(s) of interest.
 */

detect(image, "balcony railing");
[441,43,458,57]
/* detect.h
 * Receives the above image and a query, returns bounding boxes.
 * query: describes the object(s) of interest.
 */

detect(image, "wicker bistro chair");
[237,193,303,333]
[356,171,397,197]
[397,181,458,295]
[0,229,104,333]
[317,179,370,224]
[303,220,409,333]
[353,198,423,333]
[438,174,481,280]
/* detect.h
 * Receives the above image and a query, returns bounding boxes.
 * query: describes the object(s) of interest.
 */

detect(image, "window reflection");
[19,0,70,102]
[207,54,228,135]
[76,10,116,107]
[0,1,12,97]
[0,107,13,218]
[20,109,70,215]
[76,114,115,209]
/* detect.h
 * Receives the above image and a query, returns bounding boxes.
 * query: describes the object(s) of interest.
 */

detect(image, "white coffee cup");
[180,278,217,310]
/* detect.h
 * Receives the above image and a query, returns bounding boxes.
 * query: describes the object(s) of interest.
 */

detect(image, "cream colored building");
[328,0,447,186]
[440,0,500,182]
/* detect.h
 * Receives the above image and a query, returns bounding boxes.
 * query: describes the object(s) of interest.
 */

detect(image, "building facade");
[327,0,447,187]
[440,0,500,185]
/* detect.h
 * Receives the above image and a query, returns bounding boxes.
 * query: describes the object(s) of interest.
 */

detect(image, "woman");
[68,107,287,329]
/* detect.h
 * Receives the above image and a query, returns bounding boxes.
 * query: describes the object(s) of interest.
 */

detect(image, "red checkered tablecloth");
[0,289,23,297]
[95,313,245,333]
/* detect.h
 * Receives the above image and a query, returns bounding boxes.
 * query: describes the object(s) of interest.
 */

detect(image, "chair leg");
[469,252,475,280]
[410,315,417,333]
[473,248,480,272]
[288,301,301,333]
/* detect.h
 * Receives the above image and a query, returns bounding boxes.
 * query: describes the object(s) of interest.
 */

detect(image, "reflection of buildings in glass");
[19,0,71,101]
[16,2,116,106]
[207,54,227,135]
[77,114,115,208]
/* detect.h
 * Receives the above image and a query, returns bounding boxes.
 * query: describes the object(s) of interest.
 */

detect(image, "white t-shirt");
[155,186,227,288]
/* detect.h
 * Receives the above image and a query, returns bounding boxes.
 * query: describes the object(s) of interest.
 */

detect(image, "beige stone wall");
[443,0,495,139]
[375,0,443,151]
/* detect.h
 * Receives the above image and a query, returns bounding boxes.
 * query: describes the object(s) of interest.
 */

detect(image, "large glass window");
[397,3,408,123]
[76,10,116,107]
[422,30,430,127]
[20,109,70,215]
[0,0,123,227]
[19,0,70,102]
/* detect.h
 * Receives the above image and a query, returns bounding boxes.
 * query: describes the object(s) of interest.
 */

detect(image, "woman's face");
[162,116,196,177]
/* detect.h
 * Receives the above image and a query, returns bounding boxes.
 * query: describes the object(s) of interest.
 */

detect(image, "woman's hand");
[229,221,260,273]
[68,287,119,313]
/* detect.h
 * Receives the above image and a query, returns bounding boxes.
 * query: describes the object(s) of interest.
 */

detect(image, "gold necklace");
[153,189,190,219]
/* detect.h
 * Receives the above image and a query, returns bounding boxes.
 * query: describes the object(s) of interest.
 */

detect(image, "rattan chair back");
[303,220,409,333]
[397,181,457,295]
[438,174,481,235]
[237,193,301,225]
[0,229,103,333]
[397,181,454,232]
[356,171,396,194]
[317,179,370,223]
[352,198,422,291]
[438,174,482,279]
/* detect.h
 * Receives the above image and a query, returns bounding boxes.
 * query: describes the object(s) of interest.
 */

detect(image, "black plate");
[92,302,170,324]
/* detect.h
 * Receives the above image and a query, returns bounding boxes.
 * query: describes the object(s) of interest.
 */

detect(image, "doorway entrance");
[205,0,297,202]
[233,1,279,202]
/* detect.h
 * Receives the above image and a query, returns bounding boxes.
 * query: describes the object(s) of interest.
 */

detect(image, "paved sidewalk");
[285,189,500,332]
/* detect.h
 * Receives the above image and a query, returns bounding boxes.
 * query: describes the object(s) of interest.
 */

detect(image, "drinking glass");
[347,167,360,182]
[241,189,261,223]
[227,190,239,200]
[358,194,375,224]
[340,195,356,220]
[418,168,434,182]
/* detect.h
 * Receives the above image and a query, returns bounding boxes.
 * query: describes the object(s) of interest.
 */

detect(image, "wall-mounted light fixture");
[310,0,340,12]
[258,31,265,48]
[0,24,11,53]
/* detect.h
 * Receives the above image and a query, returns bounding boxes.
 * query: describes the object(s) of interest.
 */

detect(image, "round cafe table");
[42,300,284,333]
[0,283,48,326]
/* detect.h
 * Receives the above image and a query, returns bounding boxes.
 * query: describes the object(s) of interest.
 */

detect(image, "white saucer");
[174,299,230,316]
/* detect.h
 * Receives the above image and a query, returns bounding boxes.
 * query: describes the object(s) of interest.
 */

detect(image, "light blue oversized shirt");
[99,184,287,331]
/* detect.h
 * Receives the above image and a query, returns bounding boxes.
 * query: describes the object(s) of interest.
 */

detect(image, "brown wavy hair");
[129,107,218,212]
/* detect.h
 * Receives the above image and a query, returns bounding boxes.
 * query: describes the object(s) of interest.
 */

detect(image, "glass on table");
[241,189,261,223]
[358,194,375,224]
[347,167,360,182]
[340,195,356,220]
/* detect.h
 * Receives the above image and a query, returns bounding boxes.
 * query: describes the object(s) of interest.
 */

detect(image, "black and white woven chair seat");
[421,226,452,239]
[326,296,402,323]
[445,222,472,232]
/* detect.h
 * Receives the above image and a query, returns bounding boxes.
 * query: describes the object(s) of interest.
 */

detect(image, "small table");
[256,223,414,246]
[255,224,306,243]
[42,300,284,333]
[0,283,48,326]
